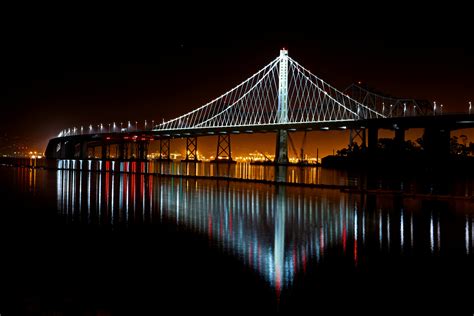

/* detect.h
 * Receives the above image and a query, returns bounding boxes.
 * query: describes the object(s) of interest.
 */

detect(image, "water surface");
[1,165,473,314]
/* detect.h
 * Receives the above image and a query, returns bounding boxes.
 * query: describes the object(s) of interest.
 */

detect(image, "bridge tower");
[275,49,289,164]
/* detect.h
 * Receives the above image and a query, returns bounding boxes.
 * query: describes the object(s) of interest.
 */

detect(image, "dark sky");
[1,28,473,153]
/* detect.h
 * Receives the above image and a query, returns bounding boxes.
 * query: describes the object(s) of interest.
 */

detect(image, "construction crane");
[288,131,308,164]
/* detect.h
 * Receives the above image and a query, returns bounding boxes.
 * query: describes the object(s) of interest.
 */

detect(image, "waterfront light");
[469,101,472,115]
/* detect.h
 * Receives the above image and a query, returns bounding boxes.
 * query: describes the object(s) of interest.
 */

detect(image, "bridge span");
[45,49,473,162]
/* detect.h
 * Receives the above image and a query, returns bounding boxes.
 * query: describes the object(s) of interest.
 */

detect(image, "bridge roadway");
[45,114,474,160]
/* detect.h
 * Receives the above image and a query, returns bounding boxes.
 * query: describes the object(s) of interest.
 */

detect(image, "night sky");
[1,28,473,156]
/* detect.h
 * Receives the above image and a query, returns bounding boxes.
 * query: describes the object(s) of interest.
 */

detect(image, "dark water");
[1,165,473,314]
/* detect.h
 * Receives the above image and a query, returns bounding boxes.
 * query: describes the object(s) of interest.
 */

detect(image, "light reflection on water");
[55,159,355,186]
[52,166,474,294]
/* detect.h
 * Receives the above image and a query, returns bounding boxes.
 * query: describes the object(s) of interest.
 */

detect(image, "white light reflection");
[400,209,404,250]
[53,168,474,297]
[430,213,434,254]
[465,215,470,255]
[379,209,383,248]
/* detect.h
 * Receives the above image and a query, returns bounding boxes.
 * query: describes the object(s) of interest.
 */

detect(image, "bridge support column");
[212,134,234,163]
[119,142,128,160]
[138,141,149,160]
[159,138,171,161]
[182,137,200,162]
[80,141,88,159]
[100,143,109,160]
[394,128,406,152]
[349,128,366,149]
[395,128,405,143]
[275,130,289,164]
[368,128,378,154]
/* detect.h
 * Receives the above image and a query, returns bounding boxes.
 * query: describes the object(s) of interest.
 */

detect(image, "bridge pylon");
[275,49,289,164]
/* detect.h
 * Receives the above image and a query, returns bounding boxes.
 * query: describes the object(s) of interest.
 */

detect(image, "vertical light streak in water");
[400,209,404,250]
[387,213,390,251]
[354,208,358,266]
[471,217,474,252]
[71,170,76,214]
[176,180,180,224]
[410,212,414,249]
[430,213,434,254]
[125,173,129,222]
[87,171,91,223]
[362,209,366,245]
[149,175,153,222]
[78,170,82,211]
[142,175,145,219]
[379,209,383,249]
[465,215,469,255]
[160,179,164,221]
[98,171,102,219]
[111,174,115,225]
[57,170,62,211]
[437,214,441,252]
[471,219,474,251]
[274,185,286,300]
[119,174,123,222]
[65,170,70,215]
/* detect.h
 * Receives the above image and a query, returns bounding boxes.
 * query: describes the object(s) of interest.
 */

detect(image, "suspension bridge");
[45,49,474,162]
